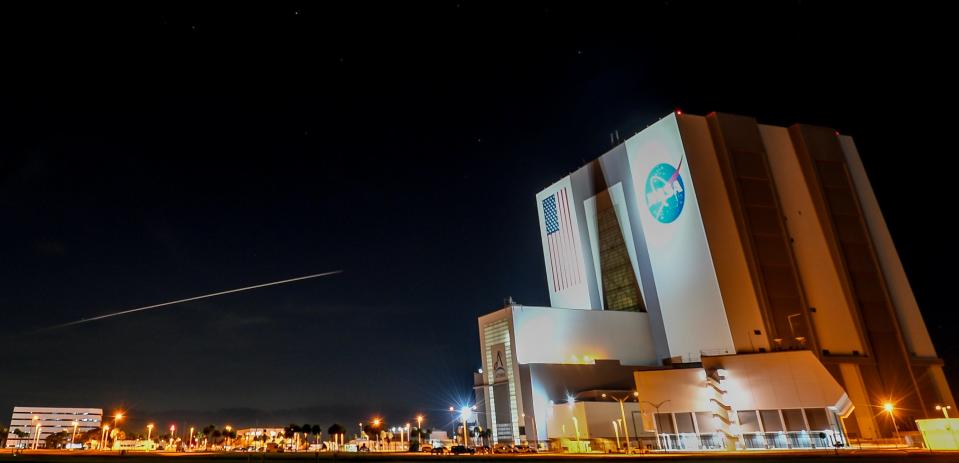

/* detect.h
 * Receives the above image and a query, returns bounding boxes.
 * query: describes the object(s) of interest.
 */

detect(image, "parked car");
[264,442,283,453]
[420,444,432,452]
[492,444,513,453]
[430,446,447,454]
[513,445,536,453]
[451,445,475,455]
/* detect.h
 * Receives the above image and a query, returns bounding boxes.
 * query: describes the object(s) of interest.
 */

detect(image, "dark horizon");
[1,2,955,433]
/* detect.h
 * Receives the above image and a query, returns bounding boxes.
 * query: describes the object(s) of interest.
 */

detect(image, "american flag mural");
[542,187,581,291]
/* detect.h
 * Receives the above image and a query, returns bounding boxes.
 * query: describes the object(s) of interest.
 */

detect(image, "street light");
[72,420,79,448]
[371,418,382,451]
[416,415,424,446]
[883,403,901,447]
[612,420,621,450]
[32,416,41,450]
[225,425,232,448]
[451,405,475,448]
[147,424,154,442]
[170,425,176,446]
[936,404,953,419]
[101,425,110,450]
[602,391,639,453]
[640,399,671,451]
[110,412,123,449]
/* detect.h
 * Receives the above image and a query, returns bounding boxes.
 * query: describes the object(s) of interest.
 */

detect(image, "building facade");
[4,406,103,448]
[532,111,954,439]
[474,110,953,451]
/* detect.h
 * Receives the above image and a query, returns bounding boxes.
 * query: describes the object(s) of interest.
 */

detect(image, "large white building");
[5,406,103,448]
[474,111,955,451]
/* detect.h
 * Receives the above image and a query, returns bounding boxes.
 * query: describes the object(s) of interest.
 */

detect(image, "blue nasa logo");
[645,162,685,223]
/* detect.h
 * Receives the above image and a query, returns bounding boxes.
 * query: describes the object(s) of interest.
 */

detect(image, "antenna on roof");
[609,130,622,146]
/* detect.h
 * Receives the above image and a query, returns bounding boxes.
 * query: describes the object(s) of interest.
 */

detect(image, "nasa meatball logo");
[644,159,685,223]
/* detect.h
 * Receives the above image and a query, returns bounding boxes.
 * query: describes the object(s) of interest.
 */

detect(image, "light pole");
[936,405,953,419]
[188,426,194,449]
[883,403,901,447]
[602,391,638,453]
[71,420,79,448]
[571,416,581,451]
[101,425,110,450]
[612,420,621,451]
[640,400,671,450]
[416,415,424,445]
[147,424,154,442]
[372,418,381,451]
[170,425,176,447]
[225,426,232,448]
[32,416,41,450]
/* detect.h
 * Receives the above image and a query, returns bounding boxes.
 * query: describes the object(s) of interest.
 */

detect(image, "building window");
[674,413,695,434]
[695,412,715,434]
[596,195,644,312]
[803,408,830,431]
[737,410,761,433]
[654,413,675,434]
[759,409,784,432]
[782,409,807,432]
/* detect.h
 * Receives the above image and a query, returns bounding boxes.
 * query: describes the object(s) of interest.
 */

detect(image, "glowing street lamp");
[147,424,154,442]
[101,425,110,450]
[453,405,476,448]
[71,420,79,448]
[415,415,424,445]
[602,391,639,454]
[612,420,621,450]
[883,403,901,446]
[169,425,176,445]
[32,416,41,450]
[640,399,671,451]
[936,404,953,419]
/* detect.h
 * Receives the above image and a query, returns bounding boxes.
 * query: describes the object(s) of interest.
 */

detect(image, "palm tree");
[200,425,216,449]
[12,428,28,448]
[327,423,345,445]
[302,423,311,446]
[311,424,321,444]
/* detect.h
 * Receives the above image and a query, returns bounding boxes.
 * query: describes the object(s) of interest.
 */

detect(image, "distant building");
[234,427,285,449]
[4,406,102,448]
[474,111,955,451]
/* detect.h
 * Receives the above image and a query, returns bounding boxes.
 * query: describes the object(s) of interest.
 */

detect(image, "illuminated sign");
[644,159,685,223]
[492,343,508,381]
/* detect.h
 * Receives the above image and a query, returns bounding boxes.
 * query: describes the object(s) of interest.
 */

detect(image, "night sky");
[2,2,955,433]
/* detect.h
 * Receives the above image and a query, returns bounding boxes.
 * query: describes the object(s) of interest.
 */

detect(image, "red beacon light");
[675,108,683,116]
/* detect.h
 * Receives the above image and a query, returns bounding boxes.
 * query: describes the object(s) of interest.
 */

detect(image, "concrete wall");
[512,305,657,366]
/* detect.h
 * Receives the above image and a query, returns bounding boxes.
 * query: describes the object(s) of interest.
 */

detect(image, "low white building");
[633,351,852,450]
[5,406,103,448]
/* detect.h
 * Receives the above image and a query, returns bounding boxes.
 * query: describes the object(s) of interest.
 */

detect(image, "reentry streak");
[39,270,342,331]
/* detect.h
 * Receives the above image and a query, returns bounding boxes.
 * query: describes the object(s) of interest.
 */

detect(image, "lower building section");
[634,351,852,451]
[472,303,894,451]
[5,406,103,449]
